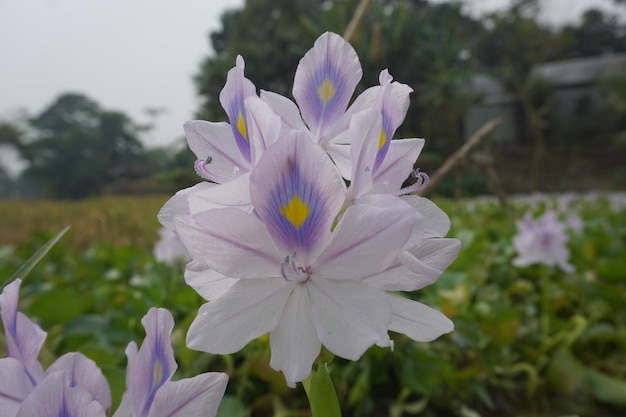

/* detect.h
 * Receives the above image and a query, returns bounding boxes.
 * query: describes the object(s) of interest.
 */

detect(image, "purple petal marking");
[15,371,107,417]
[250,131,345,257]
[0,279,46,386]
[125,308,177,417]
[373,70,413,173]
[219,55,257,163]
[46,352,112,414]
[293,32,362,142]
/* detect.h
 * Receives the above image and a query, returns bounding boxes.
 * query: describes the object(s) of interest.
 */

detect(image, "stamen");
[399,169,430,195]
[280,253,309,283]
[194,158,213,181]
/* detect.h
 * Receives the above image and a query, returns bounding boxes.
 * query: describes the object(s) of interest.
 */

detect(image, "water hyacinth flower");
[512,210,574,272]
[160,30,460,388]
[175,132,455,387]
[114,308,228,417]
[0,279,111,417]
[1,280,228,417]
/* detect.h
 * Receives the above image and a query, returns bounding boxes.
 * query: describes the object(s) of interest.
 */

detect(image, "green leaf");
[216,395,246,417]
[303,363,342,417]
[2,226,70,289]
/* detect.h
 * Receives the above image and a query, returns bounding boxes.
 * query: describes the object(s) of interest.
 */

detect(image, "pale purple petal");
[16,372,107,417]
[244,96,282,165]
[293,32,362,142]
[184,261,238,302]
[0,358,32,417]
[111,393,133,417]
[219,55,257,163]
[371,138,425,194]
[259,90,310,134]
[314,195,415,280]
[325,142,352,180]
[363,238,461,291]
[157,182,214,230]
[0,279,45,386]
[127,308,178,417]
[185,121,250,183]
[45,352,111,414]
[187,278,293,354]
[387,295,454,342]
[250,131,345,257]
[402,195,451,238]
[187,174,252,214]
[309,278,391,360]
[147,373,228,417]
[269,284,321,387]
[346,109,380,201]
[176,210,282,278]
[373,70,413,172]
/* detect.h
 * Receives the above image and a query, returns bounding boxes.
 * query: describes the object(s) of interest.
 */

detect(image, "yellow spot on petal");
[237,112,248,141]
[280,194,310,229]
[377,127,387,151]
[153,360,163,387]
[317,78,336,104]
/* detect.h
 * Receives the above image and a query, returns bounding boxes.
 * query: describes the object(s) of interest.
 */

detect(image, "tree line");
[1,0,625,199]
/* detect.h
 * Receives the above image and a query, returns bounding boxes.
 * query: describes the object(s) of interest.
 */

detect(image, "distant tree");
[18,93,146,199]
[560,9,626,58]
[195,0,485,157]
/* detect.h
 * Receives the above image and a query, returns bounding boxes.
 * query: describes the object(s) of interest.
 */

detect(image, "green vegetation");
[1,193,624,416]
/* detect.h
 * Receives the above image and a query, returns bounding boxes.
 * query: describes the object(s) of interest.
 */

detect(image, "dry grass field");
[0,195,170,251]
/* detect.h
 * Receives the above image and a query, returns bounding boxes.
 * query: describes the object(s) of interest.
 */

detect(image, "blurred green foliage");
[1,193,625,416]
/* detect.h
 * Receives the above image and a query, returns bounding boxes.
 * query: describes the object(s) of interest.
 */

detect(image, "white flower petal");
[187,278,292,354]
[158,183,212,229]
[185,121,250,182]
[314,195,415,279]
[176,211,282,279]
[388,295,453,342]
[309,278,391,360]
[402,195,451,237]
[185,261,239,302]
[147,373,228,417]
[269,285,321,387]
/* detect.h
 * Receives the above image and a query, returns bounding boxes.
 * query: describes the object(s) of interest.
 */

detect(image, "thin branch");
[418,119,502,196]
[343,0,371,42]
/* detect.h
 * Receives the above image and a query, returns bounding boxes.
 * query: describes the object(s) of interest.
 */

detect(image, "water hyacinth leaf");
[3,226,70,288]
[29,288,85,326]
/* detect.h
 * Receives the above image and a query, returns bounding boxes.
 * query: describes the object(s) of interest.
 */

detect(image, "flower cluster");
[160,32,460,387]
[0,279,227,417]
[512,210,574,272]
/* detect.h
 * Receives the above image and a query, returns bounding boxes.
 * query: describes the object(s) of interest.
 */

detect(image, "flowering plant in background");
[160,31,460,388]
[512,210,574,273]
[153,227,190,265]
[0,279,228,417]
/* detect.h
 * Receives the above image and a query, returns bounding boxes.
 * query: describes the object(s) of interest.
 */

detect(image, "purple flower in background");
[512,210,574,272]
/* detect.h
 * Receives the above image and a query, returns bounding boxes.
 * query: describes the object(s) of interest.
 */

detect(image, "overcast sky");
[1,0,624,155]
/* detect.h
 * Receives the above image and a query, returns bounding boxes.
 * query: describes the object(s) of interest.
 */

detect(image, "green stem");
[539,265,551,335]
[302,361,342,417]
